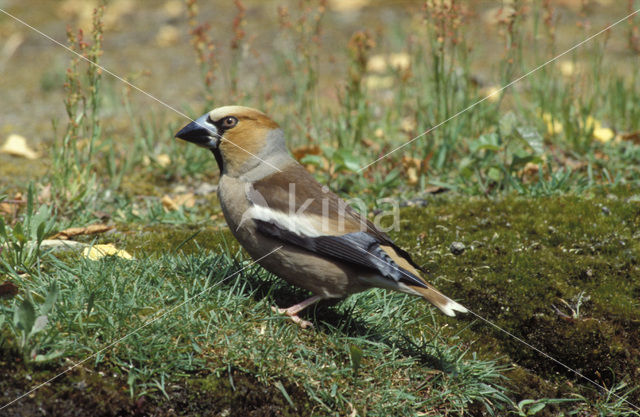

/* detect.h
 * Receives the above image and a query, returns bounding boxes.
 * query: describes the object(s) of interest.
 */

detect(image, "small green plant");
[456,112,544,194]
[0,185,56,274]
[49,5,105,215]
[10,282,63,364]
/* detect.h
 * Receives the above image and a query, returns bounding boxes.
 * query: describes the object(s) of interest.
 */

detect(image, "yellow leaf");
[481,86,502,102]
[0,134,39,159]
[83,244,132,261]
[593,127,615,143]
[406,167,418,185]
[156,154,171,167]
[541,112,563,135]
[327,0,370,12]
[367,55,387,73]
[365,75,394,90]
[400,117,416,133]
[367,53,410,73]
[583,116,600,131]
[559,61,575,77]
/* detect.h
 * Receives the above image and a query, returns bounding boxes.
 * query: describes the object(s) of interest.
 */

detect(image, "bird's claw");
[271,306,313,329]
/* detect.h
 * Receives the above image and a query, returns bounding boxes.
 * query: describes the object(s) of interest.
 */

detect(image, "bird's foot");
[271,306,314,329]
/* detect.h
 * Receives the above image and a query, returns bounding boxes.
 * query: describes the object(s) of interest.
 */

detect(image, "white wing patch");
[243,205,322,237]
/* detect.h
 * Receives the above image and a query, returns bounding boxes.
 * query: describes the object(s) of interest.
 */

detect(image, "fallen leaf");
[162,0,183,18]
[156,25,180,47]
[292,145,321,161]
[174,193,196,208]
[406,167,418,185]
[50,224,114,240]
[519,162,540,184]
[0,134,39,159]
[0,280,19,299]
[361,138,380,152]
[367,53,410,73]
[541,112,563,135]
[365,75,394,90]
[161,195,179,211]
[481,86,502,102]
[593,127,615,143]
[161,193,195,211]
[400,117,416,133]
[367,54,387,73]
[559,60,575,77]
[618,131,640,144]
[156,154,171,167]
[327,0,370,12]
[83,244,133,261]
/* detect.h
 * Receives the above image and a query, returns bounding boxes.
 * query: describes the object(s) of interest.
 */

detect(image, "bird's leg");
[272,295,322,329]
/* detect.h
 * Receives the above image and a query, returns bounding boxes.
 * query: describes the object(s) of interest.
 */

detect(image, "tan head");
[176,106,287,176]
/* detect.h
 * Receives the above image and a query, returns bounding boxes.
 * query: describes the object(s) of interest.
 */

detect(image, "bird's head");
[175,106,287,176]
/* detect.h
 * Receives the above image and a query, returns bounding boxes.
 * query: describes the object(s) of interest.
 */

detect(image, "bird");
[175,106,467,328]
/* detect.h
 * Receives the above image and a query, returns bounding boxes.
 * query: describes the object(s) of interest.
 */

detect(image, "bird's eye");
[221,116,238,129]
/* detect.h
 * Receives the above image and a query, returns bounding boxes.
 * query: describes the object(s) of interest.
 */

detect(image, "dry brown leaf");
[0,280,19,299]
[0,134,39,159]
[50,224,114,240]
[519,162,540,184]
[161,193,195,211]
[292,145,321,161]
[618,131,640,144]
[174,193,196,208]
[361,138,380,152]
[161,194,179,211]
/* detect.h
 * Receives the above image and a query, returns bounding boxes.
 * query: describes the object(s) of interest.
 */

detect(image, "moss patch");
[391,190,640,405]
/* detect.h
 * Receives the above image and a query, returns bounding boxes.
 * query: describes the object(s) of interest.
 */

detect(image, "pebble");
[450,241,465,255]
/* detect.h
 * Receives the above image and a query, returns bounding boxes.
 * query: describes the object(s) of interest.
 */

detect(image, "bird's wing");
[246,162,429,289]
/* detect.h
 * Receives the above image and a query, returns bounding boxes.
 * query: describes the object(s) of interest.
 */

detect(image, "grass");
[1,0,640,415]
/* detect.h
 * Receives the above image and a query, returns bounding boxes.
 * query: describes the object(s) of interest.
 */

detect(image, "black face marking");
[214,115,238,134]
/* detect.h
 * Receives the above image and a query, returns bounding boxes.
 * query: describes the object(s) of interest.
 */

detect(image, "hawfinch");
[176,106,467,327]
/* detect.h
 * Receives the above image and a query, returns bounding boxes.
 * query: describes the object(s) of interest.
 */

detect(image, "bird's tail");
[408,285,468,317]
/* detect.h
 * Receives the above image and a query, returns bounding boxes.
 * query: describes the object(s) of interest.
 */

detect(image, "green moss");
[390,191,640,405]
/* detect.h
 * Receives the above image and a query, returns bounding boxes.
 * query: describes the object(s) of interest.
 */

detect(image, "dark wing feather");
[255,219,427,288]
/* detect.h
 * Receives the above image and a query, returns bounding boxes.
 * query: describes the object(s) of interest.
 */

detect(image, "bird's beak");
[175,114,220,149]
